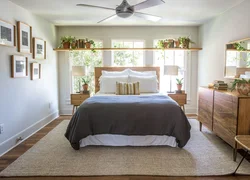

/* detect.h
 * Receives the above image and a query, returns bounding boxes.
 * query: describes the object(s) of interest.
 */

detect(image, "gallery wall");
[0,0,59,155]
[57,26,199,114]
[198,0,249,86]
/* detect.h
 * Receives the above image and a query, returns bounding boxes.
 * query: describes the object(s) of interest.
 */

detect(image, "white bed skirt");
[80,134,178,147]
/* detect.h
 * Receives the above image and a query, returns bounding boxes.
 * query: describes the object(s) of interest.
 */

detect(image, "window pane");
[154,40,185,93]
[112,40,144,67]
[70,41,103,94]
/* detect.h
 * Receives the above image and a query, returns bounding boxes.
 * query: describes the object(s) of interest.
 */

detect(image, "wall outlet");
[0,124,4,134]
[49,102,53,110]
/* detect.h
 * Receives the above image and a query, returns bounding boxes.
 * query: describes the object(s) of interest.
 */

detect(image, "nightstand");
[71,92,90,114]
[168,92,187,112]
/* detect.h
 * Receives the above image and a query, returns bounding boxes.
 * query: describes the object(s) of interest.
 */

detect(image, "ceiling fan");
[77,0,165,23]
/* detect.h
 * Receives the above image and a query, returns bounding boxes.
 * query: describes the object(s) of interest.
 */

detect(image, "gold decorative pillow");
[116,82,140,95]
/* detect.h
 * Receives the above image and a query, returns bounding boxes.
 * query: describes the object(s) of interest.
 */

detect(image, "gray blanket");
[65,95,191,150]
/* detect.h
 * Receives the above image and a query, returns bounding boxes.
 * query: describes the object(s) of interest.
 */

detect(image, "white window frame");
[111,39,145,66]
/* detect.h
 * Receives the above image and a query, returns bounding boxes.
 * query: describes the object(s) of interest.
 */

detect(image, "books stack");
[214,80,228,90]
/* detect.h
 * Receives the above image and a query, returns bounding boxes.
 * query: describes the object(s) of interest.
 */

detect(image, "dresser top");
[200,86,250,98]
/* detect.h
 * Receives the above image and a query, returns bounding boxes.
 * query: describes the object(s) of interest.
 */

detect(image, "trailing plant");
[157,39,173,49]
[233,42,246,51]
[176,78,184,85]
[231,78,250,91]
[178,36,194,49]
[85,38,95,46]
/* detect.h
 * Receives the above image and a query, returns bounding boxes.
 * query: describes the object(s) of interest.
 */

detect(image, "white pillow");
[129,75,158,93]
[100,76,128,93]
[128,69,156,76]
[102,69,129,76]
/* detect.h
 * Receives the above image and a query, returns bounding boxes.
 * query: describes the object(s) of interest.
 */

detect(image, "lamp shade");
[164,65,178,76]
[72,66,85,76]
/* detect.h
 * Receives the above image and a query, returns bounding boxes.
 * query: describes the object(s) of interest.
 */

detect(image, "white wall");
[57,26,199,114]
[0,0,59,155]
[198,0,250,86]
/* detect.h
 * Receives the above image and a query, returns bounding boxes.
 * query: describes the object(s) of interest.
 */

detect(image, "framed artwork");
[17,21,32,53]
[33,38,46,60]
[11,55,28,78]
[31,63,41,80]
[0,19,16,47]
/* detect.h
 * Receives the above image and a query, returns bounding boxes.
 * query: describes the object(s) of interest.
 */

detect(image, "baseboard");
[60,108,72,115]
[0,111,59,157]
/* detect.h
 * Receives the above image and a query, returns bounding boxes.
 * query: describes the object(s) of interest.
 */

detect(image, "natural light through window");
[70,41,103,94]
[112,40,144,66]
[154,40,186,93]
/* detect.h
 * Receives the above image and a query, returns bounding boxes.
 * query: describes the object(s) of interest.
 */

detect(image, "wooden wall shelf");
[53,47,202,52]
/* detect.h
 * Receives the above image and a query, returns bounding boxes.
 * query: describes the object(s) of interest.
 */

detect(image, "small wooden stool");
[234,135,250,174]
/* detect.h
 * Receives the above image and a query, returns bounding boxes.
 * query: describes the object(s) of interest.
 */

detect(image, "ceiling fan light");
[117,12,133,18]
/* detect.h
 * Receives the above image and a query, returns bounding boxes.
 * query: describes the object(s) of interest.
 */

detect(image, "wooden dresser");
[198,87,250,160]
[168,92,187,112]
[71,92,90,114]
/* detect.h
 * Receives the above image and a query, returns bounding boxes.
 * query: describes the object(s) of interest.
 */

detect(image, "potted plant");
[82,77,90,92]
[59,36,76,49]
[231,78,250,96]
[176,78,183,91]
[85,38,95,49]
[178,36,194,49]
[157,39,172,49]
[174,39,180,48]
[233,42,246,51]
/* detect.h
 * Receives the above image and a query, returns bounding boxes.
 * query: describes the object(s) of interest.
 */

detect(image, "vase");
[63,42,70,49]
[83,84,88,92]
[177,84,182,91]
[236,83,250,96]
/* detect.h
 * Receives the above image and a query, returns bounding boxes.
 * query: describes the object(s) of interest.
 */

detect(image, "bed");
[65,67,191,150]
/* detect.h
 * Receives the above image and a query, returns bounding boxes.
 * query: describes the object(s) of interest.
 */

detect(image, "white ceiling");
[9,0,245,26]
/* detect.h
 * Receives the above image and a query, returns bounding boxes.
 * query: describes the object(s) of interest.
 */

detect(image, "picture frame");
[33,37,46,60]
[11,55,28,78]
[17,21,32,53]
[0,19,16,47]
[31,63,41,80]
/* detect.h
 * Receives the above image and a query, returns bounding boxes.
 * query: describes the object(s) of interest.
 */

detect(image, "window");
[70,41,103,94]
[112,40,144,66]
[154,40,186,93]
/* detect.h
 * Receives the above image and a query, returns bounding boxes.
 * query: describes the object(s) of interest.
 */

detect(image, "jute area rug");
[1,119,250,177]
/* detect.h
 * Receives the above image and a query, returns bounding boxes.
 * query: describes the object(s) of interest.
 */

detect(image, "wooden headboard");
[94,67,160,93]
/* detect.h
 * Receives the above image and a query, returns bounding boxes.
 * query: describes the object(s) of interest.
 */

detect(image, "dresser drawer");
[71,94,89,100]
[71,94,90,106]
[199,87,213,102]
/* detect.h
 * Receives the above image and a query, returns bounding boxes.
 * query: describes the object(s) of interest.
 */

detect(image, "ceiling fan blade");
[133,0,165,11]
[76,4,115,11]
[98,14,117,23]
[134,12,161,22]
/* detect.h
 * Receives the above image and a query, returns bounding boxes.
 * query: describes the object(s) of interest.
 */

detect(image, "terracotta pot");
[175,41,180,48]
[163,42,169,48]
[85,42,91,49]
[82,84,88,91]
[177,84,182,91]
[63,42,70,49]
[236,83,250,96]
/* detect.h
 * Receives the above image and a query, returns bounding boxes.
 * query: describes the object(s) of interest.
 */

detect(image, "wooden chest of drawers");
[198,87,214,131]
[198,87,250,153]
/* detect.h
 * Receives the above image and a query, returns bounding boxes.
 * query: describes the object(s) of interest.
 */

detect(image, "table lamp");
[164,65,178,93]
[72,66,85,93]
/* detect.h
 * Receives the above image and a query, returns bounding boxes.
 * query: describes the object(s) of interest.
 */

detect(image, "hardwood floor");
[0,115,249,180]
